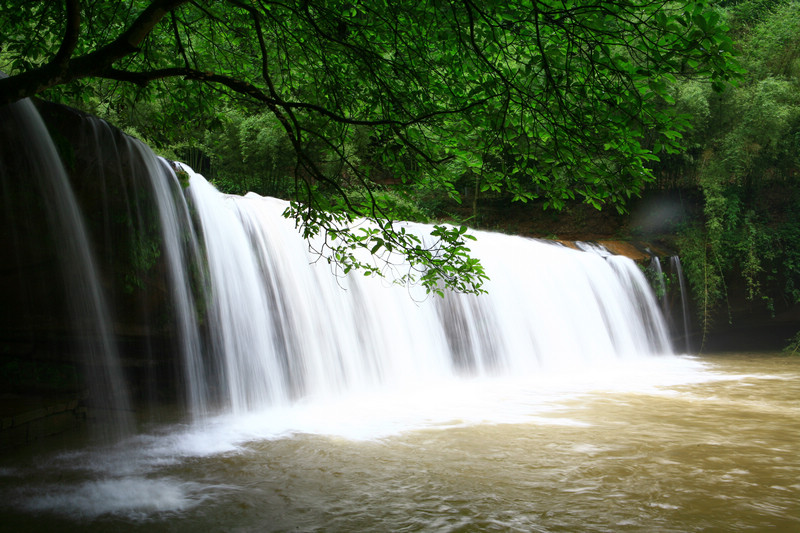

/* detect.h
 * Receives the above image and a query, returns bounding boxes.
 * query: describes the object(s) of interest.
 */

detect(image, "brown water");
[1,353,798,532]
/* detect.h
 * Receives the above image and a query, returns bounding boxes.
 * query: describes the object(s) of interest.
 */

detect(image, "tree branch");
[0,0,189,106]
[97,65,494,130]
[52,0,81,69]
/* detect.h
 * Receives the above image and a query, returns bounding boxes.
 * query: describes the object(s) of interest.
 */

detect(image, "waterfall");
[180,167,673,414]
[0,100,677,430]
[0,99,133,439]
[670,256,692,353]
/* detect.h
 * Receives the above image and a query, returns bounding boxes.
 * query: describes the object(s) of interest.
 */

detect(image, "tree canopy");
[0,0,739,294]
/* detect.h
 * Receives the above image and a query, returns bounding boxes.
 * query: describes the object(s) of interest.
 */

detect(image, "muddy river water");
[1,353,798,532]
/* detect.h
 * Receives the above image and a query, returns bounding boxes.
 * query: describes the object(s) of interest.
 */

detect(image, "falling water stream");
[1,101,798,531]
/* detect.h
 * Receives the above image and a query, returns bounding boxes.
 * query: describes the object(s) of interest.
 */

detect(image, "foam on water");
[153,353,714,446]
[16,477,212,519]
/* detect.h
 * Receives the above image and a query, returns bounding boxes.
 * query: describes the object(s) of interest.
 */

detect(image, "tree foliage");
[0,0,739,294]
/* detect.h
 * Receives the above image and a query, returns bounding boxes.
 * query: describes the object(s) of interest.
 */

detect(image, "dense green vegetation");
[655,0,800,345]
[0,0,738,295]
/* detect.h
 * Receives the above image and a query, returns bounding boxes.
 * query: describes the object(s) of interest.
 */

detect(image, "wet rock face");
[0,101,71,352]
[0,100,184,407]
[3,99,181,333]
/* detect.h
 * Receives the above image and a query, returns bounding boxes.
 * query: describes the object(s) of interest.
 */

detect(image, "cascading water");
[177,165,675,416]
[0,99,133,440]
[2,98,675,433]
[670,255,692,353]
[71,111,209,416]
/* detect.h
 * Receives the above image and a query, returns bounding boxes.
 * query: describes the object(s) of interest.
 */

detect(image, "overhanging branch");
[99,66,494,130]
[0,0,189,106]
